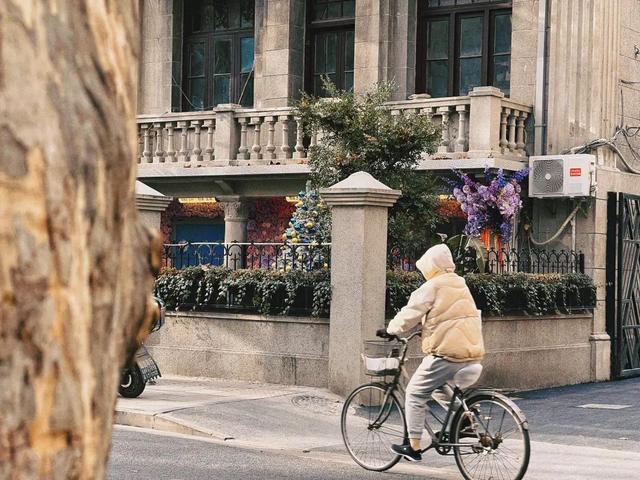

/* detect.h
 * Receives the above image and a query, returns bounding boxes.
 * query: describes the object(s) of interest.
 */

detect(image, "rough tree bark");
[0,2,158,478]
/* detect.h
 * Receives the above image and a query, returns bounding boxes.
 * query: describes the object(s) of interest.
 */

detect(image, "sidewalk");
[115,375,640,479]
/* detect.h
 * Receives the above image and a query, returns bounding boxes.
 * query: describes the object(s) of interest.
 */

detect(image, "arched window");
[416,0,512,97]
[182,0,255,110]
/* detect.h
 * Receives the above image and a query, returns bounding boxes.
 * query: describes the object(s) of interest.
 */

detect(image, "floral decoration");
[448,168,529,242]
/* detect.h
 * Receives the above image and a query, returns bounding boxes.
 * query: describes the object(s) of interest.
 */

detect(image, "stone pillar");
[220,197,249,244]
[320,172,401,397]
[468,86,504,158]
[253,0,306,108]
[139,0,175,114]
[214,104,241,165]
[353,0,418,100]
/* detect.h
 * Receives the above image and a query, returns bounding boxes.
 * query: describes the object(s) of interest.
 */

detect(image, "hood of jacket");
[416,244,456,280]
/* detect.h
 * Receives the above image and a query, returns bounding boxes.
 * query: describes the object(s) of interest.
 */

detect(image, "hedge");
[155,267,596,319]
[387,271,596,317]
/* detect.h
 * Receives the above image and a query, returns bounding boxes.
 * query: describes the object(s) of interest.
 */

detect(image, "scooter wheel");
[119,365,146,398]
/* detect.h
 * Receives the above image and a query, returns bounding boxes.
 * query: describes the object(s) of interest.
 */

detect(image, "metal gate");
[607,193,640,378]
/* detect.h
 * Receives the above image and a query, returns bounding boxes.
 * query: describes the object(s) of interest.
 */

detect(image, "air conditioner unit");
[528,154,595,198]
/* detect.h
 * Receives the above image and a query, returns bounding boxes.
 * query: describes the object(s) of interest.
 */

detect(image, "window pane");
[214,1,230,30]
[241,0,255,28]
[343,0,355,17]
[345,30,354,70]
[241,37,254,73]
[214,40,231,74]
[189,78,205,110]
[344,71,354,92]
[427,19,449,60]
[326,32,337,73]
[314,3,328,20]
[460,17,483,57]
[189,43,205,76]
[327,2,341,18]
[492,54,510,94]
[428,60,449,97]
[239,74,254,106]
[315,34,326,72]
[459,57,482,95]
[494,13,512,54]
[214,75,230,105]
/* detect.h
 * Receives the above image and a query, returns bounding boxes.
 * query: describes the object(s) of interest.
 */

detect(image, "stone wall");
[147,311,593,392]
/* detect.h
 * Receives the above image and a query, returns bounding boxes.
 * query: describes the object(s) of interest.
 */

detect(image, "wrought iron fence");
[388,246,585,275]
[163,242,331,271]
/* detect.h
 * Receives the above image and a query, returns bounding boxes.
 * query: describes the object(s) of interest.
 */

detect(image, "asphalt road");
[107,426,444,480]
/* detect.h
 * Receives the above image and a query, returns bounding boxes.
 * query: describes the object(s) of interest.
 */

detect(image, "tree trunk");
[0,2,158,478]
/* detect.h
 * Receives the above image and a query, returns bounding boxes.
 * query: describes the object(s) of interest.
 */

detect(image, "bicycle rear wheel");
[452,394,530,480]
[341,383,406,472]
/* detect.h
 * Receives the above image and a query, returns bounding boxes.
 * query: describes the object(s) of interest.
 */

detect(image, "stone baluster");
[165,122,176,162]
[142,124,152,163]
[153,123,165,162]
[516,111,528,155]
[191,120,202,162]
[177,121,189,162]
[455,105,468,152]
[250,117,263,160]
[137,127,144,163]
[420,107,434,120]
[508,110,517,152]
[279,115,292,160]
[294,116,305,159]
[236,117,249,160]
[310,131,318,147]
[499,108,509,153]
[203,119,215,161]
[437,107,451,153]
[265,116,276,160]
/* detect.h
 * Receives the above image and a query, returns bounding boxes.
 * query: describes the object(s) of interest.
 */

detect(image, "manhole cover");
[291,395,342,416]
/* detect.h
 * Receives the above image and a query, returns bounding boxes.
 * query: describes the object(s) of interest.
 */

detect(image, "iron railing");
[388,247,585,275]
[163,242,331,271]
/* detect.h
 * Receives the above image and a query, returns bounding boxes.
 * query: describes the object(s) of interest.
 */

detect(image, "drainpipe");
[534,0,550,155]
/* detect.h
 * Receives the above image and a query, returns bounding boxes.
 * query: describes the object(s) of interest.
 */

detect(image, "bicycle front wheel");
[452,394,530,480]
[341,383,406,472]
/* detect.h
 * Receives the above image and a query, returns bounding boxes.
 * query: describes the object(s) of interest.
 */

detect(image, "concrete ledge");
[114,410,224,440]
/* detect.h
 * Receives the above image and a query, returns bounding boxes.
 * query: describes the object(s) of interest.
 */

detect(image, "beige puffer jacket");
[386,244,485,362]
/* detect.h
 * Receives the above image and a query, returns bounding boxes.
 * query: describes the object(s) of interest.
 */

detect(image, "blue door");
[174,223,225,268]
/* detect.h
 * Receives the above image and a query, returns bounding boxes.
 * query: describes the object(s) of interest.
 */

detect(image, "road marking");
[576,403,632,410]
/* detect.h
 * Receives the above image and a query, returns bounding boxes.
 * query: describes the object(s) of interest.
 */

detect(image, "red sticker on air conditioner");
[569,168,582,176]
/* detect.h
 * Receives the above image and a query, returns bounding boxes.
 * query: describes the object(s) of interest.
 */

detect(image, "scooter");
[119,298,165,398]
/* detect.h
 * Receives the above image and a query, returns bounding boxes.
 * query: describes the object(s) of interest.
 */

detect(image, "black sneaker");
[391,443,422,462]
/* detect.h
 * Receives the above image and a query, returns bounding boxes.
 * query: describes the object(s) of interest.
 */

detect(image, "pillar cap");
[468,86,505,98]
[320,171,401,207]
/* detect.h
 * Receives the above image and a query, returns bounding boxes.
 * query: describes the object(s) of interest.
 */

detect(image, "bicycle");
[340,330,530,480]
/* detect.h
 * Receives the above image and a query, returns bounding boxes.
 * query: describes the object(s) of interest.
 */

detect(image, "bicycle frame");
[371,331,483,453]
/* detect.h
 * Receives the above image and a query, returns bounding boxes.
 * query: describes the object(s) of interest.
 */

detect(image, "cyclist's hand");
[376,328,394,341]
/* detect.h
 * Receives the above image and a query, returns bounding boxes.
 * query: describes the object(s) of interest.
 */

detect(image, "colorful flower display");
[448,168,529,242]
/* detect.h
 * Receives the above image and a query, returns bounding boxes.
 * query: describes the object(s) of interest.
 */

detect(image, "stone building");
[137,0,640,383]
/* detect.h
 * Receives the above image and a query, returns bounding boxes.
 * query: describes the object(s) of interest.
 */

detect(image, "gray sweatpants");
[405,355,482,439]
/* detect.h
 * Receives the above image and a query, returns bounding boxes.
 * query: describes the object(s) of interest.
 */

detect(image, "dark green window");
[417,0,512,97]
[306,1,355,96]
[182,0,255,111]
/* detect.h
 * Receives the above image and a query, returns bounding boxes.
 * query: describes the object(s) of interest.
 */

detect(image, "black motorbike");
[119,298,165,398]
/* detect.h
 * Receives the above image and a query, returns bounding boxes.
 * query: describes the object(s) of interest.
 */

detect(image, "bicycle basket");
[363,340,401,376]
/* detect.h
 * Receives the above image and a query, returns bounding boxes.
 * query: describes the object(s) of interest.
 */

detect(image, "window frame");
[304,1,355,96]
[181,1,255,111]
[416,1,512,97]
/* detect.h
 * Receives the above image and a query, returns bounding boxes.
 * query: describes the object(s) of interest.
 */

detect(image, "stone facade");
[137,0,640,384]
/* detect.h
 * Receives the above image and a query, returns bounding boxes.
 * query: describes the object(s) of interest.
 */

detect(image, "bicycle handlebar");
[376,329,421,344]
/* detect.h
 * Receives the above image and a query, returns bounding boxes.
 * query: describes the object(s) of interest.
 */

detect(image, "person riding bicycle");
[378,243,485,462]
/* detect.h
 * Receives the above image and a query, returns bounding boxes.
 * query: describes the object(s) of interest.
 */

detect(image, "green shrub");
[386,271,596,318]
[155,267,595,320]
[154,267,331,317]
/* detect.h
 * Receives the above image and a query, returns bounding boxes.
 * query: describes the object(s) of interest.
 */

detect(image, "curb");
[114,410,228,440]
